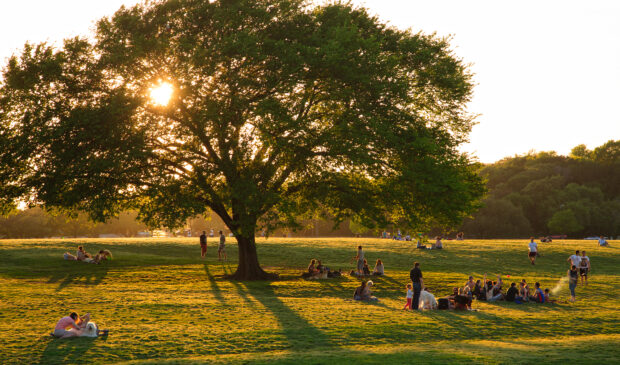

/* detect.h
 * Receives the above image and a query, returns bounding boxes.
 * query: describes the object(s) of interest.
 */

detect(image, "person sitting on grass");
[532,282,545,303]
[544,288,556,303]
[362,259,371,276]
[353,281,365,300]
[372,259,384,276]
[76,246,91,262]
[434,236,443,249]
[505,282,518,302]
[53,312,82,339]
[598,235,609,247]
[454,288,468,310]
[416,234,427,249]
[519,280,530,302]
[308,259,317,274]
[484,274,504,302]
[472,279,483,300]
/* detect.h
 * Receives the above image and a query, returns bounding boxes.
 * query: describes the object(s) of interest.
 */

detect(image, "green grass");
[0,237,618,364]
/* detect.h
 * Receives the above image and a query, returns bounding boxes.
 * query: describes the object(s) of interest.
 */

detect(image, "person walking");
[579,251,590,285]
[568,265,579,302]
[409,262,424,310]
[199,231,207,259]
[567,250,581,268]
[528,238,538,265]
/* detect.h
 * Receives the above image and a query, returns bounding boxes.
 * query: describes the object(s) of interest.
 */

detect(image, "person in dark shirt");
[505,282,518,302]
[409,262,424,310]
[199,231,207,258]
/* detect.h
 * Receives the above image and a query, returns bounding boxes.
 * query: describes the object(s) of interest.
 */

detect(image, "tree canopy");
[0,0,484,279]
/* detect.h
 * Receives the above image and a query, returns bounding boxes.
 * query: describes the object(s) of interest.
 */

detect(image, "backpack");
[438,298,450,310]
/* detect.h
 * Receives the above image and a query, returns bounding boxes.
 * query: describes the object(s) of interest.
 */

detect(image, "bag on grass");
[438,298,450,310]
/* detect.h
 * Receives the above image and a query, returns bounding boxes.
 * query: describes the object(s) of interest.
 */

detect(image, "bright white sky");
[1,0,618,163]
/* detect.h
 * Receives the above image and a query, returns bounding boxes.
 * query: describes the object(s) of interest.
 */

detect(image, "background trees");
[461,140,620,238]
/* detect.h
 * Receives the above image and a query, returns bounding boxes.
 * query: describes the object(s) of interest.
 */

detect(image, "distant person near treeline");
[200,231,207,259]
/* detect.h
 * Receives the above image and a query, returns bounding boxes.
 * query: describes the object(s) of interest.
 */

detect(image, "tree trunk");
[229,235,278,280]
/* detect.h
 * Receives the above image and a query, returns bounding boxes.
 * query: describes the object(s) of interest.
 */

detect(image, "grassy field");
[0,237,618,364]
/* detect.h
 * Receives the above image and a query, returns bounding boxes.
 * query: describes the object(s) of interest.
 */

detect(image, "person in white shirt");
[528,238,538,265]
[567,250,581,268]
[579,251,591,285]
[598,236,609,247]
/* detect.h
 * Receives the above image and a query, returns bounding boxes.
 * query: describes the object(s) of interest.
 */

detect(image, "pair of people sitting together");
[351,259,384,276]
[64,246,112,264]
[353,280,378,301]
[303,259,341,279]
[52,312,108,339]
[416,236,443,250]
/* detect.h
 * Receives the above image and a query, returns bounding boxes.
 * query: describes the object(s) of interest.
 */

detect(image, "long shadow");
[46,263,109,292]
[227,276,335,351]
[203,263,225,304]
[38,336,97,365]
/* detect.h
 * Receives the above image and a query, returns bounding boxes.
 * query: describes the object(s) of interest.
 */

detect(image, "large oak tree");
[0,0,484,279]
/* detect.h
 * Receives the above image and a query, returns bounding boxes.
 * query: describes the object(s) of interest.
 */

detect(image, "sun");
[150,82,173,106]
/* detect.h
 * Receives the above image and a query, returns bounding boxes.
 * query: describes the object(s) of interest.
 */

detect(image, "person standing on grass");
[403,283,414,310]
[579,251,590,285]
[568,265,579,302]
[199,231,207,259]
[409,262,424,310]
[218,230,227,261]
[353,246,364,276]
[528,238,538,265]
[567,250,581,268]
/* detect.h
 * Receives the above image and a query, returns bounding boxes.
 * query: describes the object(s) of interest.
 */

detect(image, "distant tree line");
[2,141,618,239]
[460,140,620,238]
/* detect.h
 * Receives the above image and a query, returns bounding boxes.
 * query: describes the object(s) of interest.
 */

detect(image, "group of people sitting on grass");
[302,259,342,279]
[415,235,443,250]
[464,274,554,305]
[350,246,384,277]
[52,312,108,339]
[63,246,112,264]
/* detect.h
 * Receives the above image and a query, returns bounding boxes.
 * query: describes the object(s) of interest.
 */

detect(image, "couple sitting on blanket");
[64,246,112,264]
[303,259,341,279]
[52,312,108,339]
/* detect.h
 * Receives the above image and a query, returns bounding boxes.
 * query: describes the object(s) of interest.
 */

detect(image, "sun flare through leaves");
[149,82,173,106]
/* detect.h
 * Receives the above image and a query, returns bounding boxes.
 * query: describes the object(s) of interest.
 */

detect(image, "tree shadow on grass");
[38,336,98,365]
[223,269,335,351]
[46,263,109,292]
